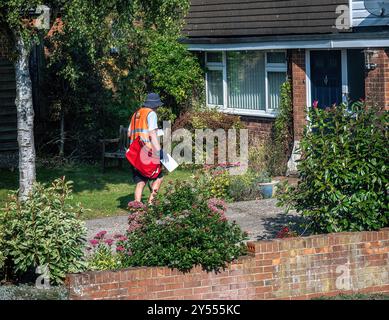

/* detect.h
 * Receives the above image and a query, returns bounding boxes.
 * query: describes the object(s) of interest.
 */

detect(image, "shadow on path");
[257,213,310,240]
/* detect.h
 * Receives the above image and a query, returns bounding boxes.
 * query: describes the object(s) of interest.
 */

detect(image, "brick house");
[183,0,389,172]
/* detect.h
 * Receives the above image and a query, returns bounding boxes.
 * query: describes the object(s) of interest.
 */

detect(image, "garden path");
[85,199,305,241]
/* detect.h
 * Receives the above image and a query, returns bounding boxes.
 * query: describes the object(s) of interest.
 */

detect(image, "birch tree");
[0,0,189,200]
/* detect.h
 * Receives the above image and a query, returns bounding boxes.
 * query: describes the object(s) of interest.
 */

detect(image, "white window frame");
[305,48,349,115]
[265,51,288,113]
[205,50,287,118]
[205,52,224,108]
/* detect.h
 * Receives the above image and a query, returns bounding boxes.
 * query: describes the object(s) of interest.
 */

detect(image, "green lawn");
[0,163,192,220]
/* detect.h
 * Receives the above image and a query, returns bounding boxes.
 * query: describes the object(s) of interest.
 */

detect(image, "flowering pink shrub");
[86,231,131,270]
[118,180,248,273]
[94,230,107,239]
[207,198,227,221]
[116,246,125,252]
[127,201,146,212]
[89,239,99,247]
[104,239,114,246]
[128,212,143,233]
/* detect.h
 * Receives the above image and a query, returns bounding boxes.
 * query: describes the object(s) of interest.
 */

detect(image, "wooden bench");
[101,125,129,172]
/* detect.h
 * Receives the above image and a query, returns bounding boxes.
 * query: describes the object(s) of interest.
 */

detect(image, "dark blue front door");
[310,50,342,108]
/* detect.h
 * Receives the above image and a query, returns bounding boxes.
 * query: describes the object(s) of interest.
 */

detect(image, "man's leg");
[148,177,164,204]
[134,181,146,202]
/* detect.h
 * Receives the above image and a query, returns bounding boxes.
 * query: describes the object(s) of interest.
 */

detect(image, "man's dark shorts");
[132,167,164,184]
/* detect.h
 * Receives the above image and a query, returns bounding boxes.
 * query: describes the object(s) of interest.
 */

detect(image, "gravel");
[0,285,68,300]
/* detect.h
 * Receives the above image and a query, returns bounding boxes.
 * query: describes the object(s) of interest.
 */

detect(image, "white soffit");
[187,38,389,51]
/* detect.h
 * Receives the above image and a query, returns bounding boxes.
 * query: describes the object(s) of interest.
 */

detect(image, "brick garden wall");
[66,229,389,300]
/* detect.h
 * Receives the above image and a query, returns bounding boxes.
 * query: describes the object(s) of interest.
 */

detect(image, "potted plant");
[254,172,280,199]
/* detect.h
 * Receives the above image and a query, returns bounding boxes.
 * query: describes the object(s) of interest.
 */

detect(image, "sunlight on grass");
[0,163,193,220]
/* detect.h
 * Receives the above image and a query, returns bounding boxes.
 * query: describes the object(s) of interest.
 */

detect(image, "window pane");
[207,69,224,106]
[227,51,265,110]
[207,52,223,63]
[268,72,286,110]
[267,52,286,64]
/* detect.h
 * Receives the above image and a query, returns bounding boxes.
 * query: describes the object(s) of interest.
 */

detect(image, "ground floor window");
[205,50,287,116]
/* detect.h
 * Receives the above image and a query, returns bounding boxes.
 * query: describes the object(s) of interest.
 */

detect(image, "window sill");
[221,108,278,118]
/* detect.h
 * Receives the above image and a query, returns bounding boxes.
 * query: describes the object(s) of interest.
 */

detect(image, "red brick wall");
[290,50,307,140]
[365,48,389,111]
[67,229,389,300]
[240,116,274,143]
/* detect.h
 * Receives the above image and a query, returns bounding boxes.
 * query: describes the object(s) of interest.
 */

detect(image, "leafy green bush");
[0,178,87,284]
[173,109,244,131]
[147,33,204,109]
[195,165,232,201]
[156,106,177,126]
[120,182,248,272]
[86,231,125,271]
[265,80,294,176]
[228,171,270,201]
[195,164,269,202]
[229,174,258,201]
[248,139,267,173]
[0,223,5,271]
[278,103,389,233]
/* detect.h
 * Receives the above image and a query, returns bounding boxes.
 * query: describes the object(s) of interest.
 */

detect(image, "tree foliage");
[147,33,204,107]
[8,0,200,159]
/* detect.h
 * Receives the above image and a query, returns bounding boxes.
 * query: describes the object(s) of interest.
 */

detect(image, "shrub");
[248,139,267,173]
[278,103,389,233]
[265,80,294,176]
[0,178,87,284]
[156,106,177,126]
[147,33,204,109]
[228,171,266,201]
[172,109,246,167]
[86,231,126,271]
[245,81,293,176]
[120,181,248,272]
[0,224,5,271]
[197,165,232,200]
[173,109,244,132]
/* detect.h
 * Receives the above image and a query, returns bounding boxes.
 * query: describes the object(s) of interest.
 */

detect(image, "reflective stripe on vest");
[129,108,153,147]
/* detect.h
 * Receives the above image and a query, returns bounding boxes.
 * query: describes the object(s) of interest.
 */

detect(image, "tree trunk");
[59,106,65,158]
[15,35,36,201]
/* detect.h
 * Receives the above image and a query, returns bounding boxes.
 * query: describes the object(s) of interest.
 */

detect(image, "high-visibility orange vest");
[128,107,154,148]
